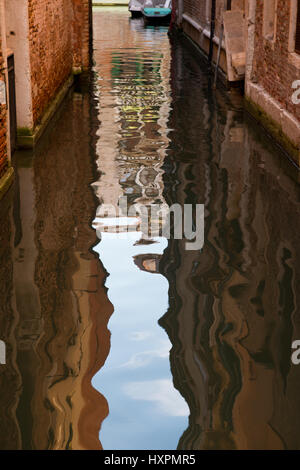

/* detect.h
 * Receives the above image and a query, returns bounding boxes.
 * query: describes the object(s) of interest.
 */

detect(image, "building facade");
[172,0,246,82]
[0,0,92,202]
[5,0,92,141]
[172,0,300,166]
[0,2,13,200]
[245,0,300,166]
[0,23,8,181]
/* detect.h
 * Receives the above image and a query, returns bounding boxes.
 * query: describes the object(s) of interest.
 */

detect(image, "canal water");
[0,7,300,450]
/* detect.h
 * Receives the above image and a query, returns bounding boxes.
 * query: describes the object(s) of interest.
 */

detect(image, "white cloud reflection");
[130,331,153,341]
[119,340,170,369]
[124,379,189,417]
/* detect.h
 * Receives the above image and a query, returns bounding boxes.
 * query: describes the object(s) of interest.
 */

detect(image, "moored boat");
[142,0,172,24]
[128,0,145,17]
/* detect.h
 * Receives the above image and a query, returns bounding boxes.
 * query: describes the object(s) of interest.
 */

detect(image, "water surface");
[0,7,299,450]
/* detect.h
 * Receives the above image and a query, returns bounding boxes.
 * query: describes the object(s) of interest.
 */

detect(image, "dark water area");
[0,7,299,450]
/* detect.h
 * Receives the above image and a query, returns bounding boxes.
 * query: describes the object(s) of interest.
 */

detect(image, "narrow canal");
[0,7,300,450]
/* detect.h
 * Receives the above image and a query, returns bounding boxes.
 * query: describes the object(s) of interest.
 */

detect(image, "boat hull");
[130,10,143,17]
[129,0,145,18]
[142,8,171,24]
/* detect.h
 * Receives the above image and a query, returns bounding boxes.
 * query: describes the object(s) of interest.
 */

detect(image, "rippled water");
[0,7,299,450]
[91,8,189,450]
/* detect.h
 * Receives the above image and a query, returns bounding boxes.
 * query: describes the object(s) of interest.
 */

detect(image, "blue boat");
[142,0,172,24]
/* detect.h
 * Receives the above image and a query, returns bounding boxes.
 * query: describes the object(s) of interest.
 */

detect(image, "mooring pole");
[213,0,228,88]
[208,0,216,64]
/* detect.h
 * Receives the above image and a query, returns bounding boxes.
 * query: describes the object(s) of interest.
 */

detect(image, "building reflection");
[0,11,299,452]
[159,37,300,450]
[0,188,22,449]
[91,11,189,450]
[0,78,113,450]
[93,16,170,215]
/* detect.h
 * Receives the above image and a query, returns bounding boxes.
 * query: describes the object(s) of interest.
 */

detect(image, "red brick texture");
[183,0,209,28]
[174,1,299,124]
[0,35,8,179]
[251,0,300,122]
[72,0,93,71]
[28,0,92,126]
[174,0,246,38]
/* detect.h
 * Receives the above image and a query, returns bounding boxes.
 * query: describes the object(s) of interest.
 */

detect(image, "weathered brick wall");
[0,34,8,179]
[183,0,209,28]
[181,0,245,34]
[173,0,244,76]
[28,0,73,125]
[28,0,92,126]
[72,0,93,71]
[251,0,300,122]
[175,0,246,54]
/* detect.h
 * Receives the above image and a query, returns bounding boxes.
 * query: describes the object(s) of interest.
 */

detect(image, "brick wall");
[176,0,246,37]
[28,0,73,126]
[183,0,209,28]
[172,0,246,79]
[154,0,300,126]
[251,0,300,122]
[72,0,93,71]
[27,0,92,126]
[0,34,8,179]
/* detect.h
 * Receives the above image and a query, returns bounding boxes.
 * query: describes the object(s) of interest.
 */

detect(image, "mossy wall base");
[0,167,14,202]
[245,96,300,168]
[17,75,74,149]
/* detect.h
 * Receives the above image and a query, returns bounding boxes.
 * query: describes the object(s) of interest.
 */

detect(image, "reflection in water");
[160,36,300,450]
[0,7,299,451]
[0,84,114,450]
[0,190,21,449]
[25,91,114,450]
[91,9,189,450]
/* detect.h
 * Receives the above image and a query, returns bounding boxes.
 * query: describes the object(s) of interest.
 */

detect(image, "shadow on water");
[0,7,299,450]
